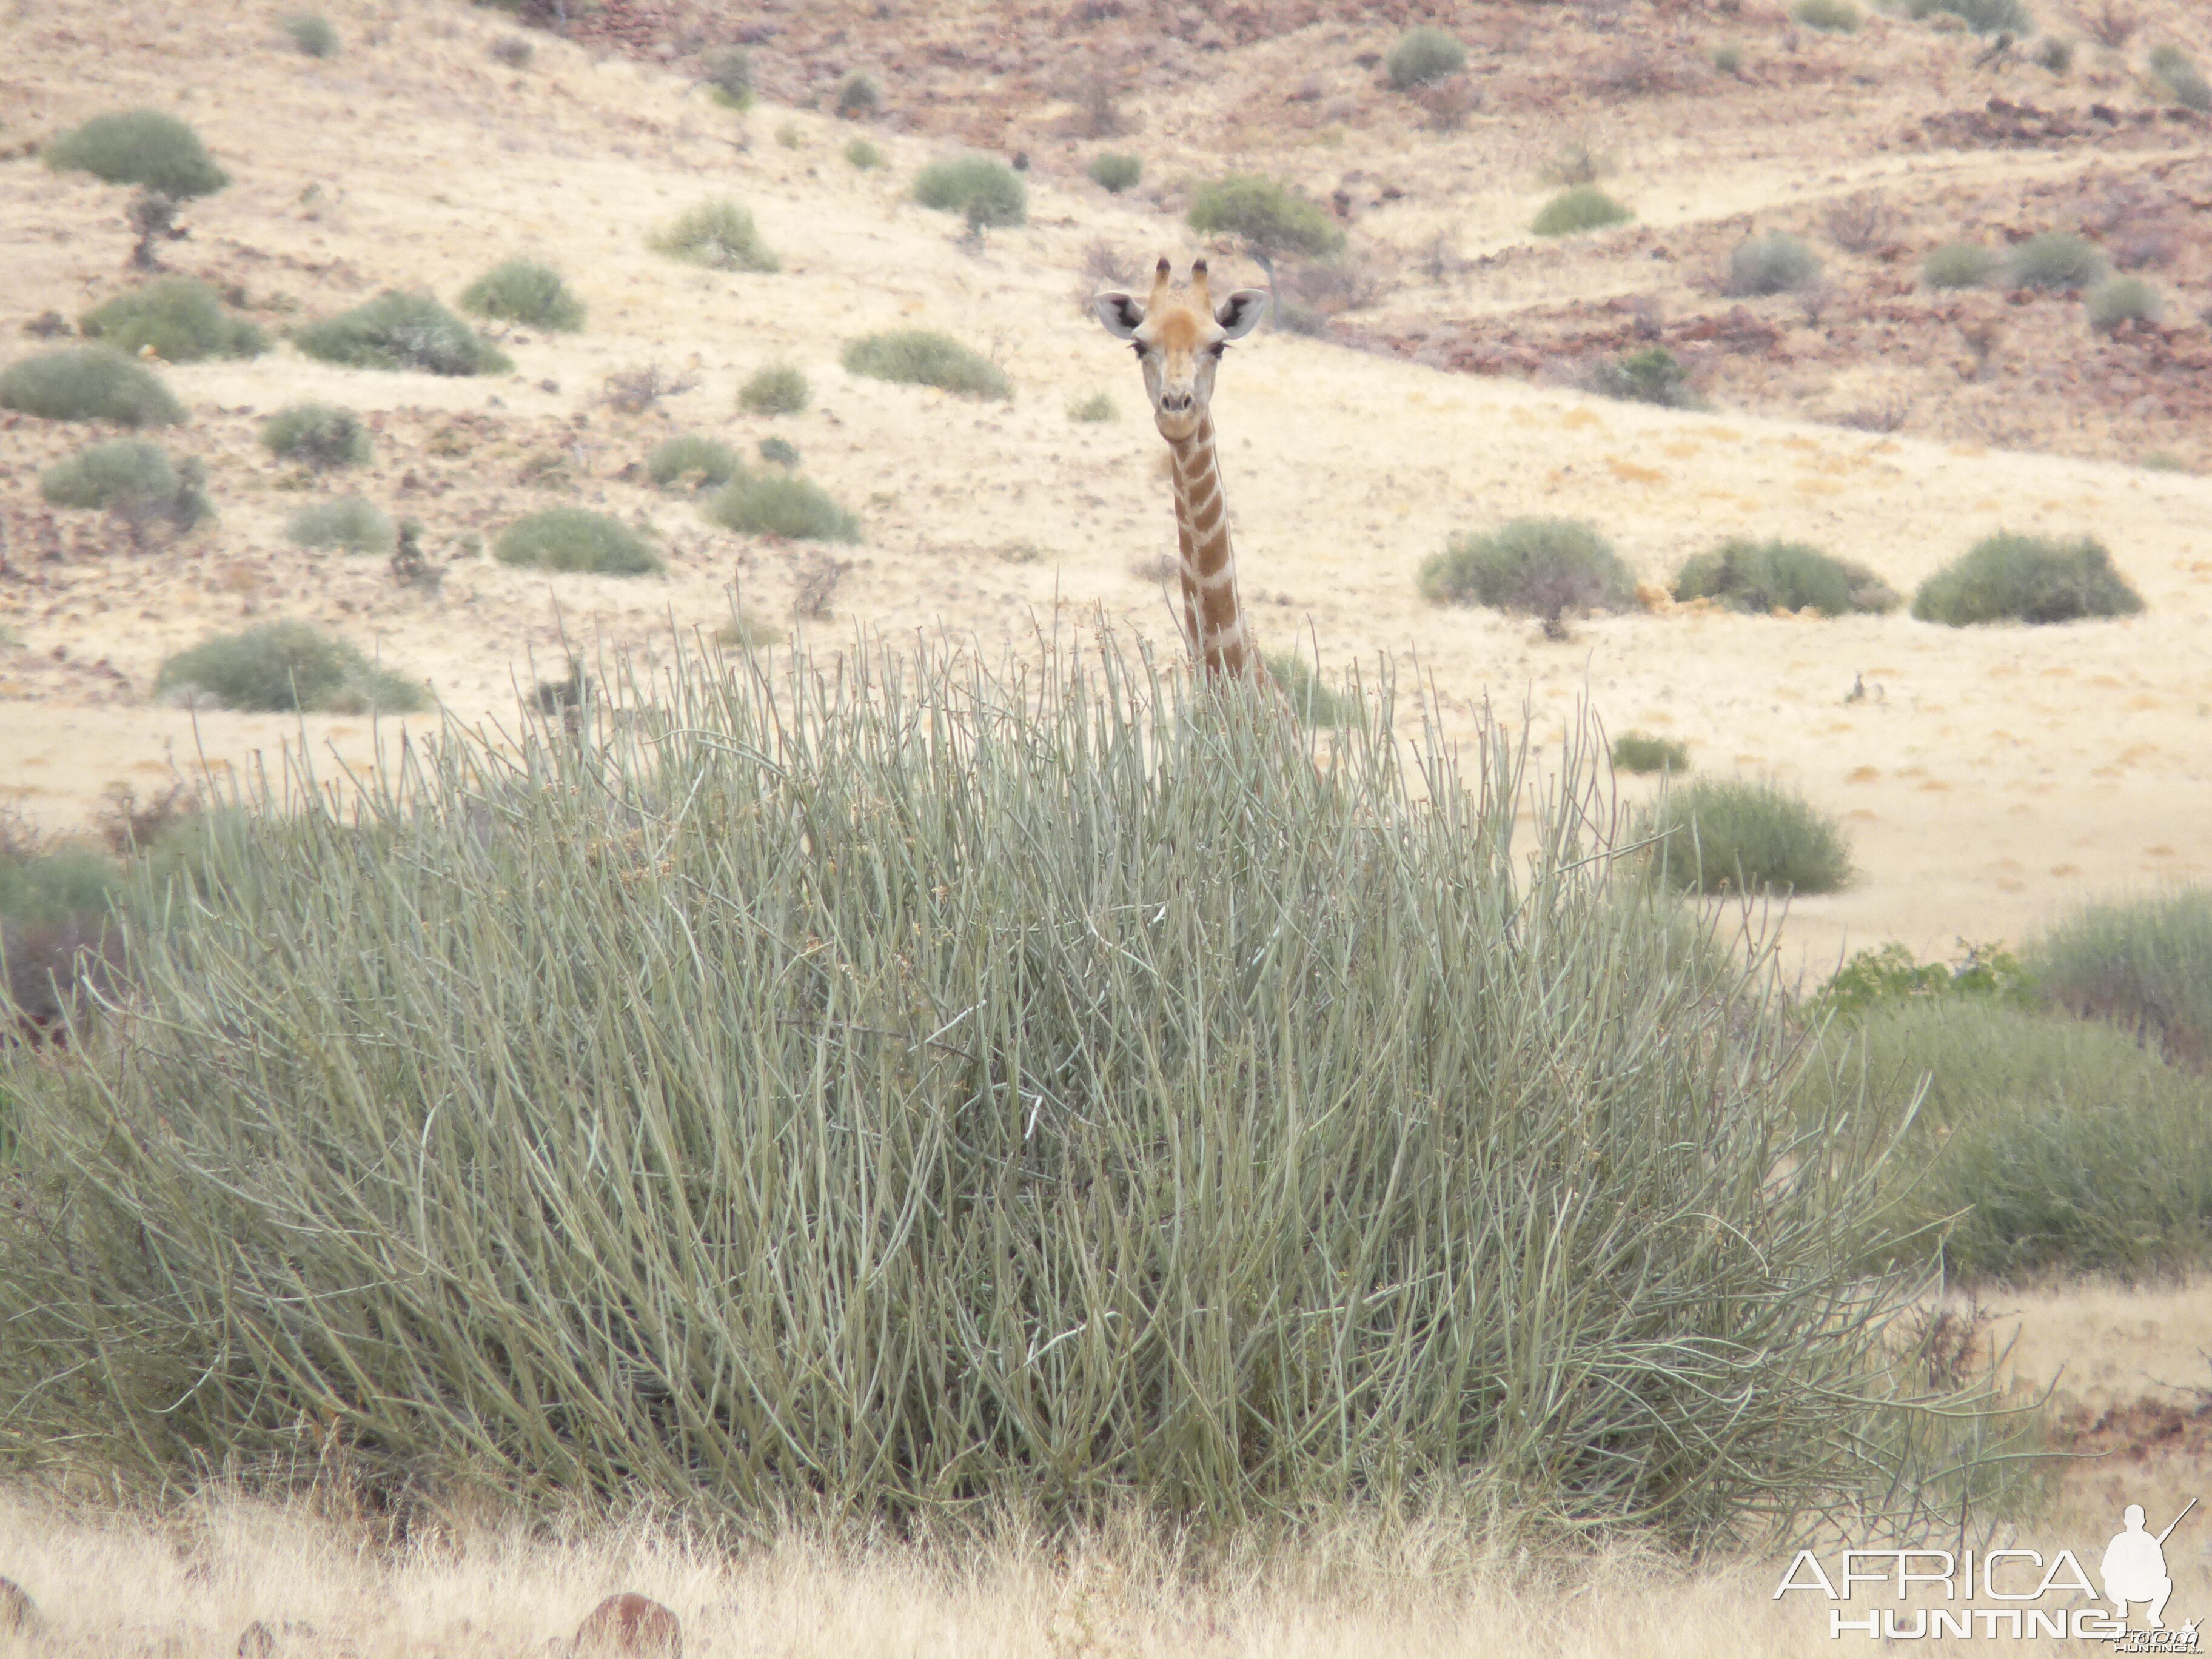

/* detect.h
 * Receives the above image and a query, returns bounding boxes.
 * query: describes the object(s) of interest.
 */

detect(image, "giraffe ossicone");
[1094,256,1272,683]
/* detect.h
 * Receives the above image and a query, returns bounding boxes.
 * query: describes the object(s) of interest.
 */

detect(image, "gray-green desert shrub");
[1902,0,2034,32]
[286,497,396,555]
[1067,390,1115,423]
[40,438,211,538]
[1792,0,1860,32]
[1387,27,1466,89]
[1922,241,2000,290]
[647,434,741,491]
[2033,35,2073,72]
[1418,518,1637,635]
[912,156,1027,229]
[1532,186,1631,237]
[1587,346,1692,407]
[155,621,423,712]
[46,109,229,198]
[1262,651,1356,728]
[650,201,780,273]
[2008,233,2105,292]
[1674,538,1898,616]
[835,73,880,117]
[458,259,585,331]
[2148,44,2212,110]
[739,363,809,415]
[293,292,514,375]
[1087,152,1142,193]
[1185,176,1344,300]
[260,403,370,470]
[78,278,267,362]
[1726,233,1821,297]
[0,348,186,427]
[843,330,1011,400]
[1911,532,2142,625]
[1651,777,1851,895]
[757,435,799,469]
[705,472,859,541]
[702,45,752,109]
[2033,887,2212,1067]
[2086,276,2160,332]
[845,138,886,170]
[1611,731,1690,775]
[1712,42,1745,75]
[495,508,661,575]
[283,13,338,56]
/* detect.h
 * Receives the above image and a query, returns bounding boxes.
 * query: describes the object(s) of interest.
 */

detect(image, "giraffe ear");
[1215,289,1267,340]
[1094,292,1145,339]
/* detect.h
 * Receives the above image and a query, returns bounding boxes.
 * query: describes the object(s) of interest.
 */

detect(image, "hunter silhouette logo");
[1775,1497,2200,1644]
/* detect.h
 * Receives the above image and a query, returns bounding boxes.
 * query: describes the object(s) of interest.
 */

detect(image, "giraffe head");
[1094,256,1267,443]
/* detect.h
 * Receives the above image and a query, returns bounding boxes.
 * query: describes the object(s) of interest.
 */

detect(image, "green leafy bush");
[702,45,752,109]
[40,438,211,535]
[0,842,119,928]
[293,292,514,375]
[647,434,741,491]
[495,508,662,575]
[1067,390,1115,423]
[155,622,424,713]
[844,138,885,170]
[1185,177,1344,295]
[1911,532,2143,625]
[2033,888,2212,1067]
[458,259,584,331]
[843,330,1011,400]
[1792,0,1860,32]
[1087,152,1142,193]
[835,73,880,117]
[1386,27,1467,89]
[286,497,396,555]
[1922,241,2000,290]
[1532,186,1632,236]
[1610,731,1689,775]
[283,13,338,56]
[705,472,860,541]
[0,348,186,427]
[1726,233,1821,297]
[650,201,780,273]
[1903,0,2034,33]
[2149,44,2212,110]
[2033,36,2073,72]
[46,110,228,198]
[1587,346,1693,407]
[1811,939,2036,1022]
[1262,651,1356,728]
[2008,232,2105,292]
[739,363,809,415]
[2086,276,2160,332]
[1650,777,1852,895]
[260,403,370,470]
[1418,518,1637,634]
[78,278,267,362]
[757,435,799,468]
[1673,538,1898,616]
[1712,42,1745,74]
[911,156,1027,229]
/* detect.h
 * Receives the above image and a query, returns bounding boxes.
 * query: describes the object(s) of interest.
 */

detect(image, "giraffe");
[1094,256,1271,682]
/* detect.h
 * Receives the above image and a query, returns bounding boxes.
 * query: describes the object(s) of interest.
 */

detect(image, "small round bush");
[495,508,662,576]
[843,330,1011,400]
[911,156,1027,229]
[836,73,880,117]
[1726,233,1821,297]
[1067,391,1115,423]
[1673,538,1898,617]
[2033,887,2212,1067]
[2009,232,2105,292]
[2033,36,2073,73]
[845,138,886,170]
[293,292,513,375]
[1387,27,1467,90]
[261,403,370,470]
[458,259,585,332]
[705,474,859,542]
[1712,42,1745,75]
[79,278,267,363]
[757,435,799,468]
[156,622,424,713]
[0,347,185,427]
[1911,532,2143,625]
[740,363,810,415]
[1791,0,1860,32]
[2086,276,2161,332]
[1087,152,1142,193]
[2149,45,2212,111]
[40,438,211,534]
[1651,777,1851,895]
[651,201,780,273]
[1587,346,1694,408]
[1922,240,2000,290]
[1185,176,1344,270]
[1611,731,1689,775]
[286,497,396,555]
[1418,518,1637,632]
[702,45,752,109]
[490,35,532,69]
[648,434,742,491]
[46,110,228,198]
[1903,0,2034,33]
[283,13,338,57]
[1532,186,1632,237]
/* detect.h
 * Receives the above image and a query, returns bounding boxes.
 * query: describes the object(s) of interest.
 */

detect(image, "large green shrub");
[0,640,2018,1538]
[1903,0,2035,34]
[1087,152,1142,193]
[1792,0,1860,32]
[647,435,742,491]
[40,438,210,535]
[46,110,228,197]
[1587,346,1693,408]
[79,278,267,362]
[2149,44,2212,111]
[739,363,809,415]
[1725,233,1821,297]
[1649,777,1851,895]
[1911,532,2142,625]
[286,497,396,555]
[155,622,424,713]
[2086,276,2160,332]
[1418,518,1637,634]
[911,156,1027,228]
[283,13,339,56]
[1610,731,1689,775]
[2033,888,2212,1067]
[260,403,370,470]
[650,201,780,272]
[1386,27,1466,90]
[1673,538,1897,617]
[0,348,186,427]
[1921,241,1999,290]
[293,292,514,375]
[2008,233,2105,292]
[458,258,585,331]
[1532,186,1631,237]
[1186,176,1343,301]
[495,508,661,575]
[843,330,1011,400]
[705,472,860,541]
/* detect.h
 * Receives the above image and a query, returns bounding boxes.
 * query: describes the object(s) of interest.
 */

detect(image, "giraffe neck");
[1167,415,1264,682]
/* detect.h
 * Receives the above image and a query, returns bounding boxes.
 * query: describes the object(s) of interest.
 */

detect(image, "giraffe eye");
[1207,342,1228,358]
[1129,342,1146,357]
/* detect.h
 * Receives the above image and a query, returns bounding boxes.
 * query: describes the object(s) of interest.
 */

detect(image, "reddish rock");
[574,1592,683,1657]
